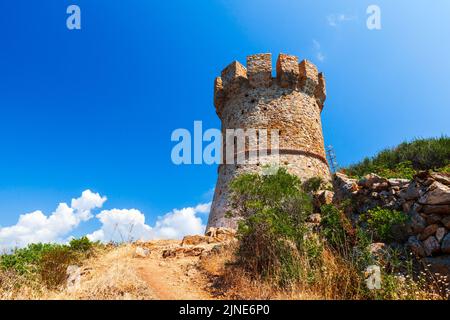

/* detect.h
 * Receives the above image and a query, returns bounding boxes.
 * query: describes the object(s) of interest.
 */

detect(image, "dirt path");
[132,240,213,300]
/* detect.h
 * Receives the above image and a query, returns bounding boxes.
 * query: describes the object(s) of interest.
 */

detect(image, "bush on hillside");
[0,237,100,289]
[227,167,319,286]
[344,136,450,178]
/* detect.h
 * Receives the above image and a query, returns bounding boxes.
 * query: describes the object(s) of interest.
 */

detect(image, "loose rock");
[423,236,440,256]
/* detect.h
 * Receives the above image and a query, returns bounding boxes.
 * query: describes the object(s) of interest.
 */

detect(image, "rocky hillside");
[331,170,450,274]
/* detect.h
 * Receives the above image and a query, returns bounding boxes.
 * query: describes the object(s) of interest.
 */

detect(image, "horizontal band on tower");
[227,148,329,167]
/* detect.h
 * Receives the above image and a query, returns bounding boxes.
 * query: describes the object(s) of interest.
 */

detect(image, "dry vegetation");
[199,243,449,300]
[0,245,154,300]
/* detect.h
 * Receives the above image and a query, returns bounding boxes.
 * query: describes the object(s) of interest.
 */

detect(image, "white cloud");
[0,190,106,251]
[313,40,325,62]
[87,209,152,243]
[150,204,210,239]
[327,13,356,27]
[71,190,107,221]
[87,203,211,243]
[0,188,211,251]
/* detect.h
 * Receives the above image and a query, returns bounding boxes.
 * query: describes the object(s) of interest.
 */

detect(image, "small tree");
[228,167,319,286]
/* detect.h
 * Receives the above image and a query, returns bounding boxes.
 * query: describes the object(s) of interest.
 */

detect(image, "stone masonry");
[207,53,331,229]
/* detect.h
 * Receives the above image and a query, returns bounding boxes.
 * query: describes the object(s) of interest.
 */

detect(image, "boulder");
[162,249,177,258]
[134,246,150,258]
[214,227,237,242]
[66,265,82,292]
[359,174,388,189]
[419,224,439,241]
[334,173,358,199]
[425,214,442,225]
[372,182,390,192]
[442,216,450,229]
[430,172,450,186]
[205,227,236,241]
[399,182,420,201]
[442,233,450,254]
[418,181,450,205]
[423,236,440,256]
[388,178,410,188]
[421,204,450,215]
[183,247,205,257]
[181,235,211,246]
[406,211,426,234]
[436,227,447,243]
[402,200,415,213]
[406,236,426,257]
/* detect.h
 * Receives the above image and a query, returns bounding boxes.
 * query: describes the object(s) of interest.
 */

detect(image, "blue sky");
[0,1,449,244]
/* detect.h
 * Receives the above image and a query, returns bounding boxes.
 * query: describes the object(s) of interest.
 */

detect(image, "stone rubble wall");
[333,171,450,274]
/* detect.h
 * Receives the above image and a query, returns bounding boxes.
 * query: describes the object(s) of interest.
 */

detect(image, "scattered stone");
[407,211,427,234]
[334,173,358,198]
[436,227,447,243]
[182,235,211,246]
[205,227,236,242]
[421,204,450,215]
[442,216,450,229]
[402,200,414,213]
[399,182,420,201]
[388,178,410,188]
[183,247,205,257]
[442,234,450,254]
[419,224,439,241]
[134,247,150,258]
[66,265,81,291]
[430,172,450,186]
[423,236,440,256]
[406,236,426,257]
[358,174,387,189]
[425,214,442,225]
[419,181,450,205]
[162,249,177,259]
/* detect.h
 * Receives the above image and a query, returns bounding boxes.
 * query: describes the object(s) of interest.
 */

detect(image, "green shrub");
[320,204,351,250]
[302,177,324,193]
[0,237,98,289]
[375,161,416,180]
[0,243,64,275]
[228,167,319,287]
[437,164,450,174]
[344,136,450,178]
[69,236,96,253]
[362,207,408,242]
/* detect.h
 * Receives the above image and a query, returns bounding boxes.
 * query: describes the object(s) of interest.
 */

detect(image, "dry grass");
[49,245,154,300]
[2,241,448,300]
[0,269,49,300]
[199,244,449,300]
[0,245,154,300]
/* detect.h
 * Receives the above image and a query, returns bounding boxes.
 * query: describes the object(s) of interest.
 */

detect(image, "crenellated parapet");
[214,53,327,117]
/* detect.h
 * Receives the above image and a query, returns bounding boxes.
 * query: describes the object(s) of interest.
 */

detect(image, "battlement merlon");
[214,53,327,116]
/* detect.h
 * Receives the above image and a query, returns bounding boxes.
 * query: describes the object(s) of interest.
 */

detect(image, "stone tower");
[207,53,331,229]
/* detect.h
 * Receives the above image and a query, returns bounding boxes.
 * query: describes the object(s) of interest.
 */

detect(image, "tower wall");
[207,53,330,229]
